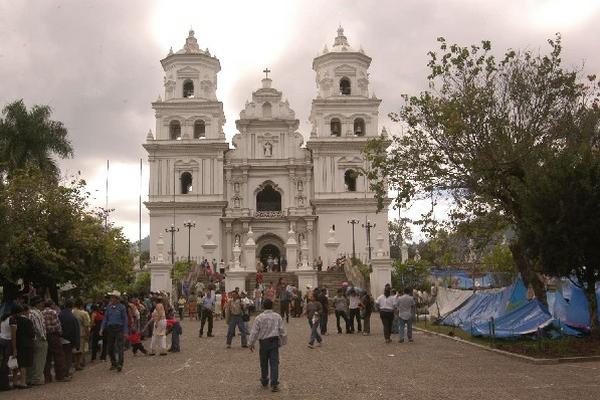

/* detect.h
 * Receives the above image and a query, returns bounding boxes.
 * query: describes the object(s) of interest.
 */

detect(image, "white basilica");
[144,27,392,294]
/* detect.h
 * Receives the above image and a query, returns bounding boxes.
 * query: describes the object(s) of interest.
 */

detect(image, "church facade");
[144,27,391,291]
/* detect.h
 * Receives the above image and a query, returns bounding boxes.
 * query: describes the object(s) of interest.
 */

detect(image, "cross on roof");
[263,68,271,79]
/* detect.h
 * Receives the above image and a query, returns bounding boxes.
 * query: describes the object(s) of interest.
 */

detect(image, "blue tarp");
[560,279,590,329]
[430,269,494,289]
[471,300,553,338]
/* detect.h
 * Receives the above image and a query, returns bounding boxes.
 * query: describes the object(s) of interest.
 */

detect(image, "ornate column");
[370,229,392,297]
[226,237,248,292]
[285,224,298,271]
[148,234,173,294]
[324,226,340,268]
[306,220,314,264]
[224,221,232,262]
[244,227,256,271]
[296,238,318,291]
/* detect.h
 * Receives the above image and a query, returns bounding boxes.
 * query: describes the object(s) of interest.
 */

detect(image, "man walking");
[43,300,69,382]
[278,286,291,323]
[332,289,349,334]
[198,291,215,337]
[225,291,247,348]
[100,291,128,372]
[396,287,415,343]
[248,299,287,393]
[58,300,80,376]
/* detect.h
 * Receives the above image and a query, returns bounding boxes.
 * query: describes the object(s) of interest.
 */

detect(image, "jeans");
[62,343,73,376]
[226,315,247,346]
[379,310,394,340]
[200,309,213,336]
[0,338,11,390]
[259,337,279,387]
[106,325,125,367]
[362,311,371,334]
[348,308,362,332]
[44,333,67,381]
[308,318,322,345]
[171,321,181,352]
[280,301,290,322]
[398,318,413,341]
[335,310,349,333]
[320,312,328,335]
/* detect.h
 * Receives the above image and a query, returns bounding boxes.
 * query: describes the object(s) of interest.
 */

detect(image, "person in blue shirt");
[100,291,128,372]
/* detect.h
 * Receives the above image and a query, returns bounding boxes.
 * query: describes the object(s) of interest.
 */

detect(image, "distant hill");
[131,235,150,253]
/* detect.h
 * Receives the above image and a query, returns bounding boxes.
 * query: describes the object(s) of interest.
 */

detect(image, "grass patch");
[415,321,600,359]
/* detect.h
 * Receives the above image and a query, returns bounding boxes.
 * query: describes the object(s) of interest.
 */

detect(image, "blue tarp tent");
[471,300,553,338]
[440,278,527,332]
[429,269,494,289]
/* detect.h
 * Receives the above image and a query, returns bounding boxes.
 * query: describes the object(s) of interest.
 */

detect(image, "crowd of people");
[0,290,185,391]
[0,276,419,393]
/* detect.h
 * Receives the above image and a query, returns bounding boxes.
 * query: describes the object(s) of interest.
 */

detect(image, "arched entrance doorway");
[255,233,285,271]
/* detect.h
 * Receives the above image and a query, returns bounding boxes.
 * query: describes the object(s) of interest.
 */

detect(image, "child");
[128,329,147,356]
[166,318,182,353]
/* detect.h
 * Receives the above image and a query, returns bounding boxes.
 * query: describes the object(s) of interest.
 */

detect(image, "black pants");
[363,312,372,333]
[280,301,290,322]
[132,343,147,355]
[0,338,10,390]
[178,307,184,320]
[348,308,362,332]
[320,312,328,334]
[259,337,279,387]
[380,310,394,340]
[62,343,73,375]
[335,310,349,333]
[200,309,213,336]
[106,325,125,367]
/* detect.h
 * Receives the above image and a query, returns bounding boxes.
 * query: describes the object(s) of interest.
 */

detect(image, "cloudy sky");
[1,0,599,242]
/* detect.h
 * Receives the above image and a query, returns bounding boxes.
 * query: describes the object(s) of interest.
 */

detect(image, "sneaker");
[271,385,280,392]
[408,339,414,342]
[307,344,314,349]
[117,366,122,372]
[316,342,322,347]
[226,345,231,349]
[109,365,116,371]
[199,333,203,337]
[207,334,214,337]
[242,345,248,348]
[399,339,405,343]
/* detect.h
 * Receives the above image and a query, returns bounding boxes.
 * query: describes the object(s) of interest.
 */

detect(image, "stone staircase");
[245,272,299,293]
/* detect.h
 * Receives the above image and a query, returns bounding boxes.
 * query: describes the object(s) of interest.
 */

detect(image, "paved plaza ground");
[6,315,600,400]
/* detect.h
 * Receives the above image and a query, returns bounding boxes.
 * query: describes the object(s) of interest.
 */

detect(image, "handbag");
[7,355,18,369]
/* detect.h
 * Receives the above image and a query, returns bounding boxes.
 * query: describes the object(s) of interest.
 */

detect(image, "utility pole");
[165,224,179,264]
[183,220,196,266]
[362,220,376,262]
[347,219,360,260]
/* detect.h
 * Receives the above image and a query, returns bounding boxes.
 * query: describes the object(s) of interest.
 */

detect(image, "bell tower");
[307,27,390,266]
[144,29,228,263]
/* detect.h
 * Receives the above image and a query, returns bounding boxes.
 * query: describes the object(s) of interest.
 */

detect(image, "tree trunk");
[510,241,546,304]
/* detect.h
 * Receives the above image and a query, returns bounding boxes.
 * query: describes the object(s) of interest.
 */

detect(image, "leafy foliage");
[0,99,73,179]
[171,260,192,281]
[391,260,430,291]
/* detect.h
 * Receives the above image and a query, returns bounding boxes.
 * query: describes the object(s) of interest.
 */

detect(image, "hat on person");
[30,295,44,306]
[306,284,312,290]
[107,290,121,297]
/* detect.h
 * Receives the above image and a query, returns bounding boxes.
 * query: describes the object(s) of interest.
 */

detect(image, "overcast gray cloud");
[1,0,599,241]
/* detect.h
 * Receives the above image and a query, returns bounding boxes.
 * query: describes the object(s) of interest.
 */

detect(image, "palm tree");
[0,99,73,178]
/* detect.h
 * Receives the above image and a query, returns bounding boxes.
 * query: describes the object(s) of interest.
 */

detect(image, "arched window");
[344,170,357,192]
[330,118,341,136]
[194,120,205,138]
[181,172,193,194]
[262,102,272,118]
[353,118,365,136]
[340,77,351,95]
[183,80,194,98]
[256,184,281,211]
[170,120,181,140]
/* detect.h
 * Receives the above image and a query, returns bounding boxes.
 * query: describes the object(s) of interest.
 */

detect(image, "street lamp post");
[347,219,360,260]
[362,220,376,262]
[183,220,196,266]
[165,224,179,264]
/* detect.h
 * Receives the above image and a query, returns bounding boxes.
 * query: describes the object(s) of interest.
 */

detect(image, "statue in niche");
[264,142,272,157]
[298,196,304,207]
[297,180,303,191]
[298,233,305,244]
[234,182,240,193]
[234,234,240,247]
[234,196,240,208]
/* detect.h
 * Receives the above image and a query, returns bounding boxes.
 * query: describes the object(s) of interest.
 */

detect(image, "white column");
[285,226,298,271]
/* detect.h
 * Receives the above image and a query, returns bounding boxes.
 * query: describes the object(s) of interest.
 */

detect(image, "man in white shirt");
[396,287,415,343]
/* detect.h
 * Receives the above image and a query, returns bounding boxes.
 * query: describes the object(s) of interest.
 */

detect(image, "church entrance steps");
[316,271,348,291]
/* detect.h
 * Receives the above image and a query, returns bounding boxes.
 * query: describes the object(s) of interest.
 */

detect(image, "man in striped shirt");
[28,296,47,385]
[248,299,287,393]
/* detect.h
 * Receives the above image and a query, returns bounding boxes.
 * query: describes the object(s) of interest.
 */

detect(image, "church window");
[354,118,365,136]
[194,120,206,138]
[256,184,281,212]
[170,120,181,140]
[183,80,194,98]
[344,170,357,192]
[340,77,351,95]
[330,118,341,136]
[181,172,193,194]
[262,102,272,118]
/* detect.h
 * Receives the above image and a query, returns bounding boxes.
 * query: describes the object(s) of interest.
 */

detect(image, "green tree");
[0,167,132,301]
[391,260,430,291]
[364,35,600,302]
[0,100,73,178]
[388,219,412,259]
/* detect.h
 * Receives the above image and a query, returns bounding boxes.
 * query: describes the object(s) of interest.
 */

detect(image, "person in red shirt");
[127,329,147,355]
